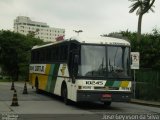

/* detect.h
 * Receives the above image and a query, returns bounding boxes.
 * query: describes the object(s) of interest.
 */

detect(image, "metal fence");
[134,69,160,101]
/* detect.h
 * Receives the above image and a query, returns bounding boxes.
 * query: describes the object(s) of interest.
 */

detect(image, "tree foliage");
[120,29,160,69]
[129,0,155,42]
[0,30,44,80]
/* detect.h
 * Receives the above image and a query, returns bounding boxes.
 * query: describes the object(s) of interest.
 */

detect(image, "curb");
[130,99,160,108]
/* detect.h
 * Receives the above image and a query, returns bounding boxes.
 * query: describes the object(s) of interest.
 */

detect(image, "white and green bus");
[29,36,132,105]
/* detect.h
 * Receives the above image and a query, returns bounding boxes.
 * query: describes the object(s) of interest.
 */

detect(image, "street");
[0,82,160,120]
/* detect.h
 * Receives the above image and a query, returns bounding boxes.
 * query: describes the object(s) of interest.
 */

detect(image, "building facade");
[14,16,65,42]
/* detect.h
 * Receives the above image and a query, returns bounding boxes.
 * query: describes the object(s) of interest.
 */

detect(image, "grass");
[0,79,12,82]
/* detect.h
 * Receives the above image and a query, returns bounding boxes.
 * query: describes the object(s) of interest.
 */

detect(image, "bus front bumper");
[77,90,132,102]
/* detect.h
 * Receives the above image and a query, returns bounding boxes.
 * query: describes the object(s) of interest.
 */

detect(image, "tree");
[129,0,155,42]
[120,29,160,69]
[0,30,44,81]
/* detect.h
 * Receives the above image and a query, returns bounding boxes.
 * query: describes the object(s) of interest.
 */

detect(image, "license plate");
[102,94,112,98]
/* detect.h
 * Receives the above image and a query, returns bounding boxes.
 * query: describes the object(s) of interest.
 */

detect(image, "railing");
[134,69,160,101]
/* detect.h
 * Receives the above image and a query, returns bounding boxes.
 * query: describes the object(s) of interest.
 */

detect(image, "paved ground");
[0,82,160,120]
[130,99,160,107]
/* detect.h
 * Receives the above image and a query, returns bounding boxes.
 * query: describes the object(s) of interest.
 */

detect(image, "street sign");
[131,52,140,69]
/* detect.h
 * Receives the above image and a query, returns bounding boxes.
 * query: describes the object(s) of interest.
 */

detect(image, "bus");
[29,36,132,106]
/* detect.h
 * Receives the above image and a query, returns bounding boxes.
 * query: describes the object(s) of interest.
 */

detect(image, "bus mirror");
[72,75,76,83]
[74,55,79,65]
[72,55,79,78]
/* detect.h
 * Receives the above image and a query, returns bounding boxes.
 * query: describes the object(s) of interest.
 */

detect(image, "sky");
[0,0,160,38]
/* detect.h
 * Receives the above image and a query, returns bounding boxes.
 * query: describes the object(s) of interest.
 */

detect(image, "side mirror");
[72,75,76,83]
[74,55,79,65]
[72,54,79,78]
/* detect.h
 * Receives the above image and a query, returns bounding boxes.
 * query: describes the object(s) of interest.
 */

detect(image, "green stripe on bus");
[45,64,60,93]
[105,81,114,87]
[46,64,55,92]
[112,81,121,87]
[49,64,56,92]
[51,64,60,93]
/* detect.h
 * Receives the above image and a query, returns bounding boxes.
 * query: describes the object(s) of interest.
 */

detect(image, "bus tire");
[61,84,70,105]
[104,101,111,106]
[35,77,40,93]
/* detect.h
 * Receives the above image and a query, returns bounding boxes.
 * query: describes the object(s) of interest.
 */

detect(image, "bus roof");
[32,36,130,50]
[32,40,65,50]
[70,36,130,46]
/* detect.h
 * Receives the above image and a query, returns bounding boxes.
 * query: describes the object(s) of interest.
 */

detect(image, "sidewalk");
[130,99,160,107]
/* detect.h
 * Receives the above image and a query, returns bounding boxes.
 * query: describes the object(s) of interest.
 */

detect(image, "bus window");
[108,46,130,78]
[78,45,106,77]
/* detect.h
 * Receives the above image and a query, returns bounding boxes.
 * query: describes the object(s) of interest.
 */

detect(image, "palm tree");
[129,0,155,42]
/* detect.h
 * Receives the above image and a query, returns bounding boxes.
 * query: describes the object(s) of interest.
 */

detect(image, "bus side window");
[39,48,44,63]
[35,50,40,63]
[60,45,68,61]
[53,47,56,61]
[56,46,60,61]
[46,47,51,62]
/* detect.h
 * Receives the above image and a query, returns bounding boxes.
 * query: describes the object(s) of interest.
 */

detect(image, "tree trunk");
[137,14,143,43]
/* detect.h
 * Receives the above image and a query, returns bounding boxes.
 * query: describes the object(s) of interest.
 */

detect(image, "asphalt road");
[0,82,160,120]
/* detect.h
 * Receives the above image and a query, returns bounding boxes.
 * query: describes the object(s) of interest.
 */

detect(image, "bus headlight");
[78,86,82,89]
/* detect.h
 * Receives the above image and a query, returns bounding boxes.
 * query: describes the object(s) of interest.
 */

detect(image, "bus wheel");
[61,85,69,105]
[104,101,111,106]
[35,77,39,93]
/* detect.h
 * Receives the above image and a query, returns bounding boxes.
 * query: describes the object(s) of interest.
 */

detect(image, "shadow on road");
[38,90,122,111]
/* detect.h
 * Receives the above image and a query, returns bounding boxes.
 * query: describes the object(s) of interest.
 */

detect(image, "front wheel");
[62,86,70,105]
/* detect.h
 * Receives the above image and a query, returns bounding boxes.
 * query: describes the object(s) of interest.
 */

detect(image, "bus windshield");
[78,45,130,78]
[78,45,106,77]
[107,46,130,78]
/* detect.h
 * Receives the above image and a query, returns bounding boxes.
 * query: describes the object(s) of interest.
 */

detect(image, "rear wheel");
[35,77,40,93]
[104,101,111,106]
